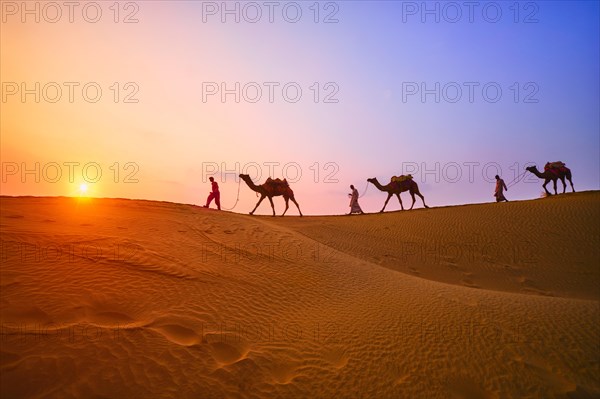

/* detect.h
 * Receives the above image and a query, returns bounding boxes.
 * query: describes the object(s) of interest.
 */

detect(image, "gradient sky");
[1,1,598,215]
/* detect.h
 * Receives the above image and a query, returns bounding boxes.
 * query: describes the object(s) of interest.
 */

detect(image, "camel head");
[239,173,256,186]
[525,166,538,173]
[367,178,376,183]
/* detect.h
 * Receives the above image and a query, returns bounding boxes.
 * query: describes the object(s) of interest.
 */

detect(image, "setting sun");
[1,1,598,398]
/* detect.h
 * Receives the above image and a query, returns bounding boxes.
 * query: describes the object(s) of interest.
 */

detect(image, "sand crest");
[1,192,598,398]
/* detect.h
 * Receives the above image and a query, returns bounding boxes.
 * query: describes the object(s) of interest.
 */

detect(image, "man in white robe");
[348,185,364,214]
[494,175,508,202]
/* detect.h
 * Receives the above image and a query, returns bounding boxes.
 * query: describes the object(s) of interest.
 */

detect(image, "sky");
[1,0,599,215]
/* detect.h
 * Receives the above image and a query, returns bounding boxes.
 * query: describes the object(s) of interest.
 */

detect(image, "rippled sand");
[1,192,598,398]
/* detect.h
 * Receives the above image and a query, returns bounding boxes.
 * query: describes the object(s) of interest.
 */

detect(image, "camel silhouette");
[525,164,575,195]
[367,176,428,212]
[239,174,303,216]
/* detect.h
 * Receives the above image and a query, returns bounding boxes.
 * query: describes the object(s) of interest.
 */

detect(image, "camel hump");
[544,161,566,170]
[266,177,289,186]
[390,174,413,183]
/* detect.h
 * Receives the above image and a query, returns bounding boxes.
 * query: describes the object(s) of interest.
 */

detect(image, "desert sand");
[1,192,598,398]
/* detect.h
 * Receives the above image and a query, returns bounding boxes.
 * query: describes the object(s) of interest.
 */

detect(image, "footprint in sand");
[516,276,554,296]
[459,272,479,288]
[383,253,396,259]
[270,362,298,384]
[516,276,531,284]
[150,323,201,346]
[512,350,577,393]
[323,347,350,369]
[394,373,411,386]
[87,311,135,325]
[385,363,411,386]
[208,340,249,365]
[444,262,461,271]
[461,278,480,288]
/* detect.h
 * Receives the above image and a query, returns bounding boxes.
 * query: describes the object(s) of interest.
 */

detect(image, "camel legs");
[552,179,558,195]
[542,179,552,196]
[380,193,393,212]
[559,176,576,193]
[394,193,405,210]
[250,195,267,215]
[268,196,276,216]
[290,196,303,217]
[560,177,567,193]
[280,196,302,217]
[282,196,289,216]
[407,188,428,210]
[568,177,575,192]
[415,190,429,208]
[565,171,575,192]
[408,192,416,210]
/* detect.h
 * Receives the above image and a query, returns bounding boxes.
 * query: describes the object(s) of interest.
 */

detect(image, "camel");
[367,176,429,212]
[525,164,575,195]
[239,174,303,216]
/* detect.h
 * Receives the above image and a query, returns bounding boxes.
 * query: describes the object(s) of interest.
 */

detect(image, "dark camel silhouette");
[239,174,303,216]
[367,177,429,212]
[525,165,575,195]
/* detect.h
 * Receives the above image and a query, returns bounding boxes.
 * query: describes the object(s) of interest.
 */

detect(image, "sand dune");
[1,192,598,398]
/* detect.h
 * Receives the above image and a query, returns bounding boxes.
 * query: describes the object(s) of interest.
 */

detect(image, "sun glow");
[78,184,88,195]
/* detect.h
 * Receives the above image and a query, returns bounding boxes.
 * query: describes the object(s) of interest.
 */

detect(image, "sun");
[73,183,93,201]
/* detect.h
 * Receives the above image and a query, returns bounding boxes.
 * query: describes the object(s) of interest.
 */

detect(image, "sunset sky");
[1,1,598,215]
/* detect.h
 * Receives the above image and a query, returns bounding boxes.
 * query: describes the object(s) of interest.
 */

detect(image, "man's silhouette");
[348,184,364,214]
[494,175,508,202]
[203,177,221,210]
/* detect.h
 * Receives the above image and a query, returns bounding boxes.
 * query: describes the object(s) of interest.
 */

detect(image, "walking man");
[203,177,221,210]
[494,175,508,202]
[348,184,364,214]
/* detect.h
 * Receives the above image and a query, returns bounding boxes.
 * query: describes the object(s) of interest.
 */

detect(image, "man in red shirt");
[203,176,221,210]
